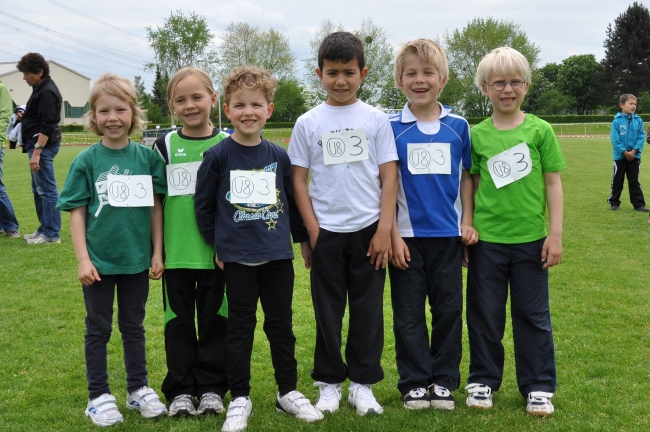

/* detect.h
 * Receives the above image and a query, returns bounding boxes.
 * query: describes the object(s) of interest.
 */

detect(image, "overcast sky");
[0,0,646,92]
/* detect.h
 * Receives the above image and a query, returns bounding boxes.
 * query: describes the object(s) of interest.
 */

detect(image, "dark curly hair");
[16,53,50,79]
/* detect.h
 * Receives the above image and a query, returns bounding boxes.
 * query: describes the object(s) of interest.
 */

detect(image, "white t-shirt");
[288,100,398,232]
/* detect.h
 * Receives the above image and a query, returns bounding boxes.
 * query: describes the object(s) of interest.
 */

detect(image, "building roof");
[0,60,89,80]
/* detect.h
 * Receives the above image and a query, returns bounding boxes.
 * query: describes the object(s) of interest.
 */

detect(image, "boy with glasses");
[465,47,565,417]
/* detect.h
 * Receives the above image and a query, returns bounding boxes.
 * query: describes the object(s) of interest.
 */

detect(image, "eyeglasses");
[488,80,526,91]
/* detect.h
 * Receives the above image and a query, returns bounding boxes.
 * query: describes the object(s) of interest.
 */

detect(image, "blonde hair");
[223,66,276,105]
[86,73,146,135]
[394,39,449,88]
[167,67,216,122]
[474,47,531,90]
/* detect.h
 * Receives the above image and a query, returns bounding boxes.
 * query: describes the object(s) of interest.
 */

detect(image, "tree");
[146,10,216,77]
[600,2,650,101]
[150,67,170,123]
[522,68,553,113]
[304,19,394,107]
[539,63,561,85]
[443,17,541,117]
[438,70,465,111]
[535,89,575,115]
[217,23,296,82]
[269,79,307,122]
[557,54,602,114]
[378,78,408,109]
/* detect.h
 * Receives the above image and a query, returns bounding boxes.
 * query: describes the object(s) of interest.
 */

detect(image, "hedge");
[466,114,650,125]
[60,124,87,132]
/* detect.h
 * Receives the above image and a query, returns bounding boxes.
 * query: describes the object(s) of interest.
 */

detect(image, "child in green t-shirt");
[465,47,566,417]
[57,73,167,426]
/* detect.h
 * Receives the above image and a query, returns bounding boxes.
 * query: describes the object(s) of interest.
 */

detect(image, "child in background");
[388,39,476,410]
[289,32,398,416]
[466,47,565,416]
[57,73,168,426]
[152,67,229,417]
[195,66,322,432]
[6,105,25,149]
[607,94,648,212]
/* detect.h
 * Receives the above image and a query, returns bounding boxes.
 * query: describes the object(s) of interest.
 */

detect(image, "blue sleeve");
[611,119,626,158]
[462,122,472,171]
[634,118,645,153]
[194,148,220,246]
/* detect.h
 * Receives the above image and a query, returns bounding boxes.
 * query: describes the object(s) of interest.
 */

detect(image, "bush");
[59,124,86,132]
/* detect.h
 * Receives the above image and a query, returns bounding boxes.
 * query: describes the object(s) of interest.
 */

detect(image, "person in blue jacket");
[608,94,648,212]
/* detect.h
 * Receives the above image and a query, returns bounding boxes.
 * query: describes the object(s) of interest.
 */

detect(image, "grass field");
[0,136,649,431]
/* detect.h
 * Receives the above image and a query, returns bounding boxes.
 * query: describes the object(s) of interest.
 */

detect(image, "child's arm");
[542,171,563,269]
[292,166,320,251]
[149,194,164,280]
[611,121,629,159]
[390,215,410,270]
[70,206,101,286]
[460,169,478,245]
[368,161,398,270]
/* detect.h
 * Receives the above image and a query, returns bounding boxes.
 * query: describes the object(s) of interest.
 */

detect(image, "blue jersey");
[390,103,471,237]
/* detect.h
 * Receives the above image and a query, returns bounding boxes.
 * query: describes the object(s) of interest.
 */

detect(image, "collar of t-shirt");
[400,102,452,135]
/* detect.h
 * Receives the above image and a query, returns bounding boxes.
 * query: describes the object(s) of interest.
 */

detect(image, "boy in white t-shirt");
[289,31,398,416]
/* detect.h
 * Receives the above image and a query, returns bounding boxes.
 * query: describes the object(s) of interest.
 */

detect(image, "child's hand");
[300,241,312,269]
[78,259,100,286]
[367,229,391,270]
[149,254,164,280]
[541,235,562,269]
[390,234,410,270]
[214,253,224,271]
[461,224,479,245]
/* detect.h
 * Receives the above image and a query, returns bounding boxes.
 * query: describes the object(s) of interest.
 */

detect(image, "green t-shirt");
[57,141,167,274]
[153,129,228,269]
[470,115,566,244]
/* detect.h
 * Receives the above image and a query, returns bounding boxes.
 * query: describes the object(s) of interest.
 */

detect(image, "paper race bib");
[106,174,154,207]
[487,142,532,189]
[407,143,451,175]
[322,128,369,165]
[229,171,276,205]
[166,161,202,196]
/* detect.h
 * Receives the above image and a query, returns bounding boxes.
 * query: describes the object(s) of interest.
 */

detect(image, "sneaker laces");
[201,393,220,404]
[314,382,341,400]
[349,383,375,404]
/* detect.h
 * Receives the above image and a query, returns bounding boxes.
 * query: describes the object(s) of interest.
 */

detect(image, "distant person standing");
[17,52,62,243]
[7,105,26,149]
[0,79,20,238]
[608,94,648,212]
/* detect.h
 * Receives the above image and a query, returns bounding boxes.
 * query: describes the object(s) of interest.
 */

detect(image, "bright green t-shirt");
[154,129,228,269]
[56,141,167,274]
[470,114,566,244]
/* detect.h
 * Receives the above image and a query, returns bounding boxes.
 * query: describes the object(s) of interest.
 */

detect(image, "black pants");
[388,237,462,394]
[161,268,228,400]
[608,158,646,208]
[223,260,297,398]
[466,240,556,397]
[83,271,149,400]
[310,222,385,385]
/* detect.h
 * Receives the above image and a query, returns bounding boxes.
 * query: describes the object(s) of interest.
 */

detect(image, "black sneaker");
[610,205,619,210]
[403,388,429,410]
[634,206,650,212]
[430,384,455,410]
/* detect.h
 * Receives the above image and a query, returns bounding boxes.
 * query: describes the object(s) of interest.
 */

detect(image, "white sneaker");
[126,386,168,418]
[168,394,196,417]
[276,391,323,422]
[465,383,493,409]
[221,397,252,432]
[197,392,224,415]
[430,384,455,410]
[26,234,60,244]
[23,231,40,240]
[526,391,554,416]
[85,393,124,426]
[348,382,383,415]
[313,382,342,413]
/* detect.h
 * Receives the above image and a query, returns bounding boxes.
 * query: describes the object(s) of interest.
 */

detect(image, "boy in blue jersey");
[388,39,477,410]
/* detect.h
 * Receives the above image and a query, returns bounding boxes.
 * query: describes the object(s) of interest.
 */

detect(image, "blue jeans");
[27,143,61,240]
[0,148,19,232]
